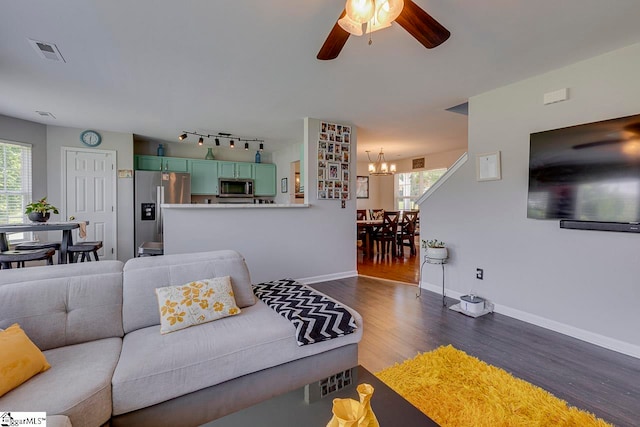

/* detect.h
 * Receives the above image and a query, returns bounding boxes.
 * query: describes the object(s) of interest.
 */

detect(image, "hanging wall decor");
[318,121,351,200]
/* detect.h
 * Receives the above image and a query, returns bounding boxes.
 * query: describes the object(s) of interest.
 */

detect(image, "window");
[395,168,447,210]
[0,140,32,242]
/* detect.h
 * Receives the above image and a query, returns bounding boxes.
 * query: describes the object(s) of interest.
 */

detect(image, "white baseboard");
[420,280,640,359]
[298,270,358,285]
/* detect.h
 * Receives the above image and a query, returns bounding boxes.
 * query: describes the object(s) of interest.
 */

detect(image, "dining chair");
[356,210,368,250]
[397,210,419,256]
[68,241,103,263]
[14,241,63,264]
[369,209,384,221]
[0,248,55,269]
[372,211,399,257]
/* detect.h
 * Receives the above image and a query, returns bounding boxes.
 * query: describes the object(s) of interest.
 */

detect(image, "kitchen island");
[161,202,357,284]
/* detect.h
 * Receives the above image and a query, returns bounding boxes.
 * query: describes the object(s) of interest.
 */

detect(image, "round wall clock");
[80,130,102,147]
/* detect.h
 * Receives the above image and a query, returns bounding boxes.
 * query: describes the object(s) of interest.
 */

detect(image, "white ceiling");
[2,1,640,161]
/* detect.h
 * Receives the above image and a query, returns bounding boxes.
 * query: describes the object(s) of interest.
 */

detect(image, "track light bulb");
[198,137,204,146]
[244,142,249,150]
[230,140,235,148]
[179,133,187,141]
[215,138,220,146]
[259,143,264,151]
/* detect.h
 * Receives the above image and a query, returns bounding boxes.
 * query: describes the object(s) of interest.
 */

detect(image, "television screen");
[528,113,640,223]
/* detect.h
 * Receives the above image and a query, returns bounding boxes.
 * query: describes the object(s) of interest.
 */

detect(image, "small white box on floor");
[460,295,485,315]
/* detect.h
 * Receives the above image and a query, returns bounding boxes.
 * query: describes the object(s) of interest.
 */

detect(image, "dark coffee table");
[203,365,439,426]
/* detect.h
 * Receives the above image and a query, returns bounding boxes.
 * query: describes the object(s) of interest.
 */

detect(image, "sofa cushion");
[0,323,51,397]
[122,250,255,334]
[155,276,241,334]
[0,261,124,351]
[0,337,122,427]
[111,299,362,415]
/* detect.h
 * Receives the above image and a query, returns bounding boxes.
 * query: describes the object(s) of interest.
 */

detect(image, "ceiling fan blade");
[317,10,350,60]
[395,0,450,49]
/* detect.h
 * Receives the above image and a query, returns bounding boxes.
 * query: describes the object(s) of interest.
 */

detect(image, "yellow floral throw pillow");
[155,276,241,334]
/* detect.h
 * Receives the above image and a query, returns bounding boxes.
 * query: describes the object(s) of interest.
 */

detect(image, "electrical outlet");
[476,268,484,280]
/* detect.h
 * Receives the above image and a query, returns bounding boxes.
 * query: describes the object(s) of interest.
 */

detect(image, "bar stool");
[0,248,55,269]
[14,241,62,264]
[68,241,103,263]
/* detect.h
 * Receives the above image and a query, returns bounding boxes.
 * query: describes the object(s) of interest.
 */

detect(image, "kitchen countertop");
[161,203,310,209]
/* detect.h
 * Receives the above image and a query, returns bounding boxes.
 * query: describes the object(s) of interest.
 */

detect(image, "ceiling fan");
[317,0,450,60]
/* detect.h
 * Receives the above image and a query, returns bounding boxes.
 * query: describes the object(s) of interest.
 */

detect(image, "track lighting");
[177,131,265,149]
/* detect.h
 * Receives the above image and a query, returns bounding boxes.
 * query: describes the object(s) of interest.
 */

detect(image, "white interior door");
[64,148,117,260]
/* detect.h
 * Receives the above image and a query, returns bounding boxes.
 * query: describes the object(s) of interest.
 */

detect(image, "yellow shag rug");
[375,345,612,427]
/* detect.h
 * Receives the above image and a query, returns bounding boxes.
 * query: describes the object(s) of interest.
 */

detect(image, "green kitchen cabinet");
[253,163,277,196]
[135,155,189,173]
[218,161,253,179]
[189,160,219,195]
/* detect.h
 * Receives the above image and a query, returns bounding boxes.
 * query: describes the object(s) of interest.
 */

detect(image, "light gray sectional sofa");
[0,250,362,427]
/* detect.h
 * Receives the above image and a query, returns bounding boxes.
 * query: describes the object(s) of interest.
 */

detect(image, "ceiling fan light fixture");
[366,16,393,33]
[338,15,364,36]
[345,0,375,24]
[376,0,404,26]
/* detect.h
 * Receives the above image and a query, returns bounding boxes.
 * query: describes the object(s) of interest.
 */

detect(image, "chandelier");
[339,0,404,36]
[367,149,396,176]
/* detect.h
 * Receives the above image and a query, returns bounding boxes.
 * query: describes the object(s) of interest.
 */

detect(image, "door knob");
[69,216,75,220]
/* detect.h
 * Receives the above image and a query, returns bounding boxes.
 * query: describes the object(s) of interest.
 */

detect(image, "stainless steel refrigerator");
[134,170,191,255]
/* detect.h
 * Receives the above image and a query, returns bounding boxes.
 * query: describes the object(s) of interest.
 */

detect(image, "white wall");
[0,114,47,200]
[420,42,640,357]
[46,126,135,261]
[164,118,358,284]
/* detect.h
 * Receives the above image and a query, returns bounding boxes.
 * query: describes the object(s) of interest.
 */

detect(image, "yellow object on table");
[327,383,379,427]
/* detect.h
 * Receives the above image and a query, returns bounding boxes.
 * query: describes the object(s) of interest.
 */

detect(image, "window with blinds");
[0,140,32,242]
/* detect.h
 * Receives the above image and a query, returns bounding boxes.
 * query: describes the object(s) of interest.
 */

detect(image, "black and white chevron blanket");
[253,279,358,346]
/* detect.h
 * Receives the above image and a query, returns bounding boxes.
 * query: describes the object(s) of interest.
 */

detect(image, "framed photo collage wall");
[317,121,351,200]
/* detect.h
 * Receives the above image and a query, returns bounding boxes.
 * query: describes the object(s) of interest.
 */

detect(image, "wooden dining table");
[356,219,382,258]
[0,221,82,268]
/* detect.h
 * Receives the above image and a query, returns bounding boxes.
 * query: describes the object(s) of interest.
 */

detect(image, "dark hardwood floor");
[310,276,640,427]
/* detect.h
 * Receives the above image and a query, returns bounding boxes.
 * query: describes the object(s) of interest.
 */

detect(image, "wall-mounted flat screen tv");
[528,113,640,223]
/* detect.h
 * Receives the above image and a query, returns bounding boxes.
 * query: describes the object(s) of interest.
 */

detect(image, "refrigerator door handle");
[156,185,163,236]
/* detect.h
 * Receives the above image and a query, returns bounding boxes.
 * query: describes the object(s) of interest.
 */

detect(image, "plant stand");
[417,257,448,307]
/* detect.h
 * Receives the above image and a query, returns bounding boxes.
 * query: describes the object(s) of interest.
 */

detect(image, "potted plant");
[422,239,448,261]
[25,197,59,222]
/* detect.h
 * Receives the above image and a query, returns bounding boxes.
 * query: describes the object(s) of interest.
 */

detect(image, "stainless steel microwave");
[219,178,254,197]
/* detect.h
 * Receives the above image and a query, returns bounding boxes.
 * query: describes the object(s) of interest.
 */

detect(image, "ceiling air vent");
[28,39,66,62]
[35,111,56,119]
[445,102,468,116]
